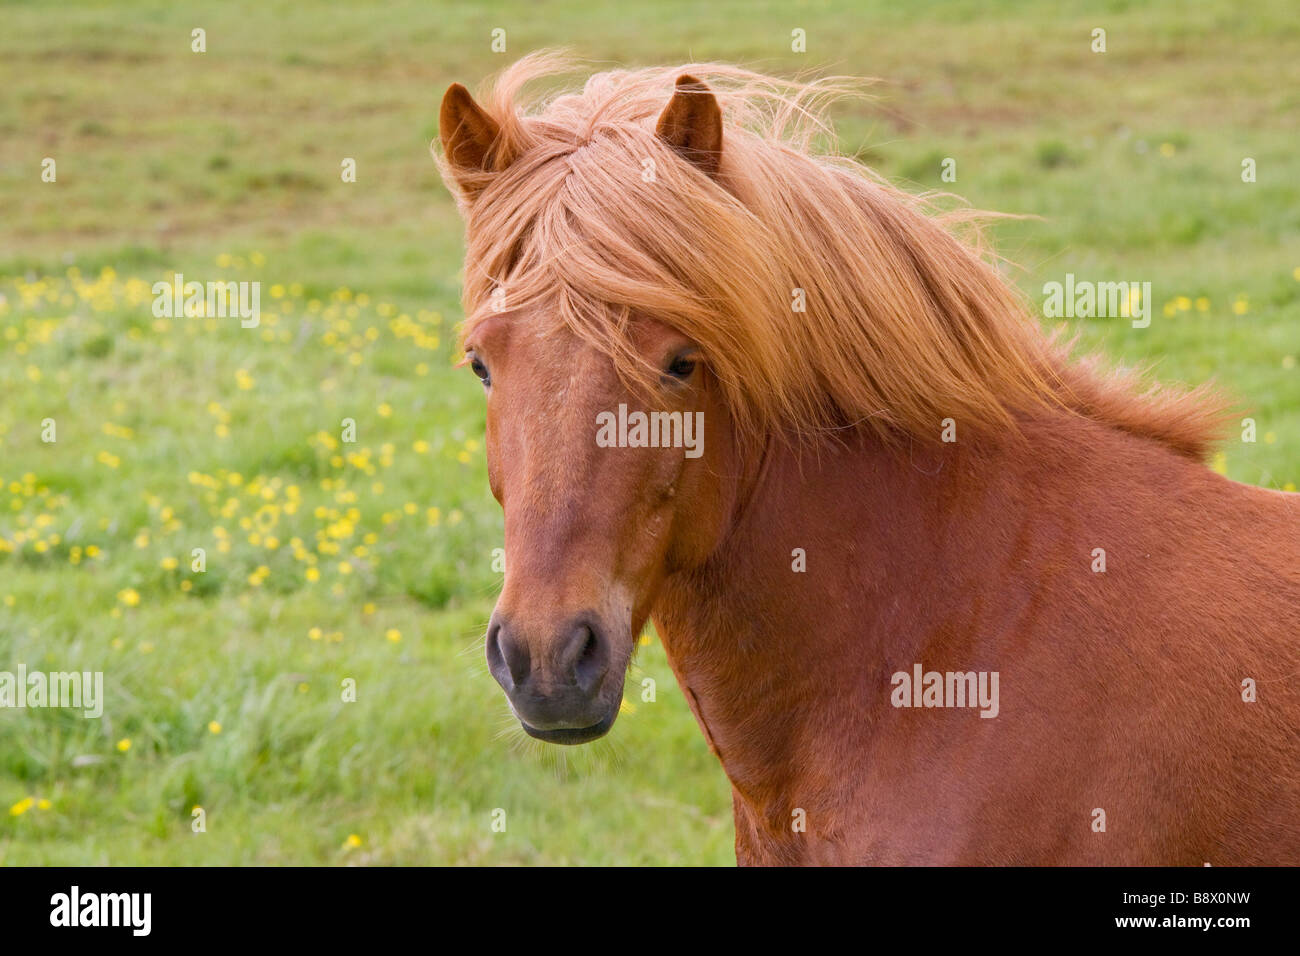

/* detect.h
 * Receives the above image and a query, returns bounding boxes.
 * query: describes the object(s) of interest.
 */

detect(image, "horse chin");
[519,707,618,745]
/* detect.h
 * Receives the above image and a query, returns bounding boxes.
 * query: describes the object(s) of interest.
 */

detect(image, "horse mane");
[443,52,1230,460]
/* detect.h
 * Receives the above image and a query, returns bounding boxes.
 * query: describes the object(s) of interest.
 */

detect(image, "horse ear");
[655,74,723,179]
[439,82,511,196]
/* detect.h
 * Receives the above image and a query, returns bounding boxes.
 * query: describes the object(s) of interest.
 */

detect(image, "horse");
[434,54,1300,865]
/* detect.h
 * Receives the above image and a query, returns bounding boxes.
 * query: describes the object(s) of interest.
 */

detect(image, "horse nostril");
[571,622,609,695]
[486,619,530,690]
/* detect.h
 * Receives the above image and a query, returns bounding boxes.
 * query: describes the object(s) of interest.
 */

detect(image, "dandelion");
[344,834,362,849]
[208,721,222,734]
[9,797,33,817]
[116,738,132,753]
[386,628,401,643]
[117,588,141,607]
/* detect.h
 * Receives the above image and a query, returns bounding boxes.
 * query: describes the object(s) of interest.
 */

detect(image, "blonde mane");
[441,52,1228,459]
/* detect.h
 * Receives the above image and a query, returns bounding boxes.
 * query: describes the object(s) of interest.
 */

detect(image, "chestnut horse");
[435,55,1300,865]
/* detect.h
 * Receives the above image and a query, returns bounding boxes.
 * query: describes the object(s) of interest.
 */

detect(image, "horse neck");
[650,415,1077,811]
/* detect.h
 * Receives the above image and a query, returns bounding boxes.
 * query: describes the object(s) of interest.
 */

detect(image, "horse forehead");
[510,325,622,399]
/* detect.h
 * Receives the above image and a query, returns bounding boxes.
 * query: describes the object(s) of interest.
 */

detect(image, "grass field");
[1,0,1297,864]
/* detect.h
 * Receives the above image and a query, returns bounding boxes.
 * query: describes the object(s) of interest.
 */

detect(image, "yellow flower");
[309,627,322,640]
[305,567,321,582]
[386,628,401,643]
[344,834,362,849]
[378,403,392,417]
[37,798,51,811]
[9,797,33,817]
[208,721,222,734]
[160,556,178,570]
[116,738,132,752]
[117,588,141,607]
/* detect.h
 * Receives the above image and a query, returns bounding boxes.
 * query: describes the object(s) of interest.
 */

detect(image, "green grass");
[1,0,1297,864]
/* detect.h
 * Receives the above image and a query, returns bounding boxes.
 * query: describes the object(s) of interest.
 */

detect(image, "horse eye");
[665,353,697,380]
[467,352,491,387]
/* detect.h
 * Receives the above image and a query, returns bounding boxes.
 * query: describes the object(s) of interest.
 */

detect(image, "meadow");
[0,0,1297,864]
